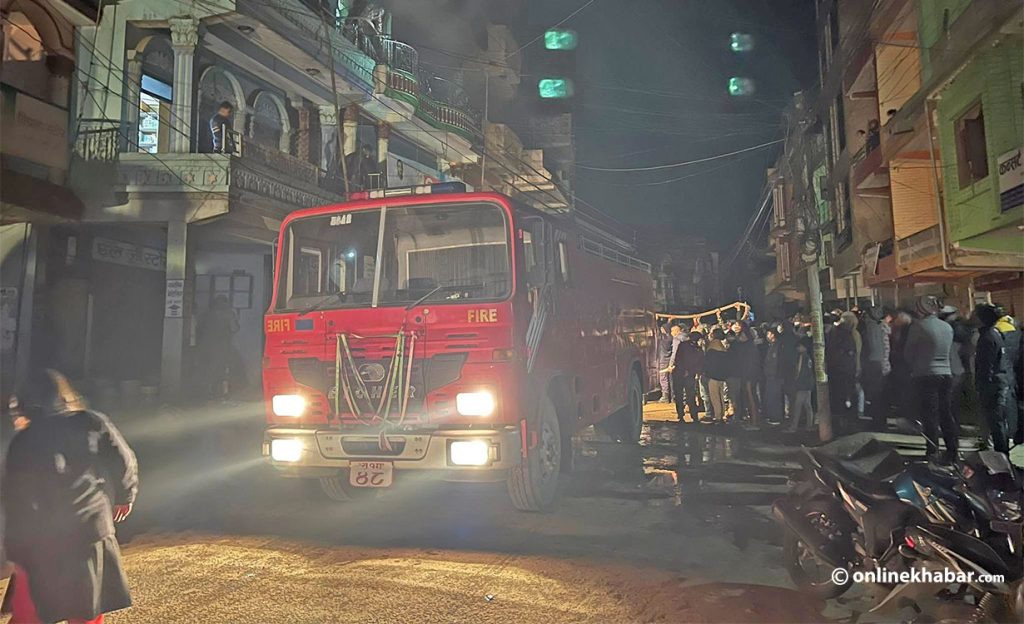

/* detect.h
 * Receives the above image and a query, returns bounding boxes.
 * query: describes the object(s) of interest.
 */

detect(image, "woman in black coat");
[2,369,138,624]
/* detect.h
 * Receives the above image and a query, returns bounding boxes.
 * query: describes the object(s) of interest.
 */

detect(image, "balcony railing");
[72,119,343,197]
[415,73,481,141]
[74,119,120,162]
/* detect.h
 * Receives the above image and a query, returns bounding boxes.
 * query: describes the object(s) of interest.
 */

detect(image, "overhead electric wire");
[502,0,599,61]
[575,138,783,172]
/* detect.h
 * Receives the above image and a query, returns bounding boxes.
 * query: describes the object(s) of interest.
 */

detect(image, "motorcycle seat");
[813,452,898,501]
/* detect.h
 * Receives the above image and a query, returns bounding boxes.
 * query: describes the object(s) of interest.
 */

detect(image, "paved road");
[2,402,866,623]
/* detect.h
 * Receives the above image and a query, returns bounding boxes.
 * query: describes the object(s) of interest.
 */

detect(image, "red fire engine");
[262,183,656,510]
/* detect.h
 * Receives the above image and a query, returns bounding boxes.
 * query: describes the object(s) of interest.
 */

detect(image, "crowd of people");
[657,295,1023,458]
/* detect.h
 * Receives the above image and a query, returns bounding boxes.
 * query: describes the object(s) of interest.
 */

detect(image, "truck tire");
[601,371,643,443]
[508,394,562,512]
[618,371,644,443]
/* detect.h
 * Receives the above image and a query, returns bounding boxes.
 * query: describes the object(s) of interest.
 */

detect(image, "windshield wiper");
[298,291,345,317]
[405,283,485,310]
[405,284,452,310]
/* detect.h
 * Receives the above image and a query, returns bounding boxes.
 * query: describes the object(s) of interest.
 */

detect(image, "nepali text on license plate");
[349,461,393,488]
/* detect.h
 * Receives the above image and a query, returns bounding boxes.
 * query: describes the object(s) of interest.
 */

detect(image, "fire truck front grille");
[340,439,408,456]
[286,353,468,417]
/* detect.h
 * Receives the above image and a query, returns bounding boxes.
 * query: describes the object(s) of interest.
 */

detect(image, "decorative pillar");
[169,17,199,153]
[123,50,144,152]
[160,219,188,398]
[319,104,339,175]
[289,95,310,163]
[376,121,389,189]
[342,105,358,158]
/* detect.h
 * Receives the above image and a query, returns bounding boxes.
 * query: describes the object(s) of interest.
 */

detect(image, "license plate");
[349,461,393,488]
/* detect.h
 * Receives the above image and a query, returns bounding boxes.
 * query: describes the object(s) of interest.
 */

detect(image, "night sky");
[536,0,819,246]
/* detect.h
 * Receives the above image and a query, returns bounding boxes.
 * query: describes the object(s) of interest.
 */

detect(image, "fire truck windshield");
[275,201,511,311]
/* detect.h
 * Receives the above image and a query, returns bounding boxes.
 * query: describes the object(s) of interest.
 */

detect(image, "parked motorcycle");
[773,435,923,598]
[773,434,1022,600]
[885,523,1024,623]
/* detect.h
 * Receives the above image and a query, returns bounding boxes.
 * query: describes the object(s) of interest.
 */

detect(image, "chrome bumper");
[263,426,522,478]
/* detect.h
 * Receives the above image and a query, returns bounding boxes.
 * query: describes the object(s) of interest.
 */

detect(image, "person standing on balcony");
[905,296,956,460]
[210,101,235,154]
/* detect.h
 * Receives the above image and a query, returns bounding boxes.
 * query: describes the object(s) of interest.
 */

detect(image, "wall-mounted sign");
[92,237,166,271]
[2,93,68,170]
[165,279,184,318]
[997,146,1023,213]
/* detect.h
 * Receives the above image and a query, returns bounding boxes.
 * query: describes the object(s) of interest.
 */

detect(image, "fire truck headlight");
[456,391,495,417]
[272,394,307,417]
[270,438,303,462]
[449,440,490,466]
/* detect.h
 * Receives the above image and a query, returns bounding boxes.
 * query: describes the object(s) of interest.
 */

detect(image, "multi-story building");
[762,0,1022,317]
[639,228,719,314]
[0,0,574,401]
[1,0,98,394]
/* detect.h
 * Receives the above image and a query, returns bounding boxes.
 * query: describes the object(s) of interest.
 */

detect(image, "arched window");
[197,66,244,152]
[251,92,290,152]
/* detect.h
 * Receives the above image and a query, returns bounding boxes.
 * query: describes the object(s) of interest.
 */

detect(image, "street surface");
[1,402,920,623]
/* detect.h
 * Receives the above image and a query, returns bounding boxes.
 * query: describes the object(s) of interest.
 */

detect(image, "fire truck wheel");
[619,371,644,443]
[601,371,643,443]
[507,394,562,512]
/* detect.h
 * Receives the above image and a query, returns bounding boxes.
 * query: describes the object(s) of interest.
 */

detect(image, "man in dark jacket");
[1,369,138,624]
[975,305,1012,453]
[861,305,891,430]
[994,313,1022,446]
[906,295,956,459]
[826,311,861,431]
[672,331,705,422]
[762,326,783,424]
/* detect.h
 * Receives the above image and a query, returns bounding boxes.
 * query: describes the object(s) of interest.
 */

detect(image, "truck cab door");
[520,217,552,374]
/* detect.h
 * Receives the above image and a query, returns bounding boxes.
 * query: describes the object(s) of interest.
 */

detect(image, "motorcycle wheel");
[783,499,852,599]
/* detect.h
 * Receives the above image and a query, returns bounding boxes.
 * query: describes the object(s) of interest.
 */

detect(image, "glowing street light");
[728,77,756,96]
[730,33,755,52]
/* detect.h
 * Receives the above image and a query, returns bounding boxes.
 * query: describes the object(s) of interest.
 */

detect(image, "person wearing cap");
[861,305,891,430]
[825,311,861,432]
[993,312,1022,446]
[1,369,138,624]
[975,304,1013,453]
[905,295,957,460]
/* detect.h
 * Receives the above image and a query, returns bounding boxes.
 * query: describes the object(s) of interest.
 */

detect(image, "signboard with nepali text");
[997,146,1023,213]
[91,237,166,271]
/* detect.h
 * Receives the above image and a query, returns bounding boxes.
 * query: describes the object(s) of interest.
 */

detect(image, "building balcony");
[416,74,481,143]
[895,224,942,277]
[70,120,341,235]
[850,142,889,194]
[863,238,897,286]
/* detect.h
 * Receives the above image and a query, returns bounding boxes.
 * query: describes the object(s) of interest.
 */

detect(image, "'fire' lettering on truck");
[468,309,499,323]
[266,318,291,333]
